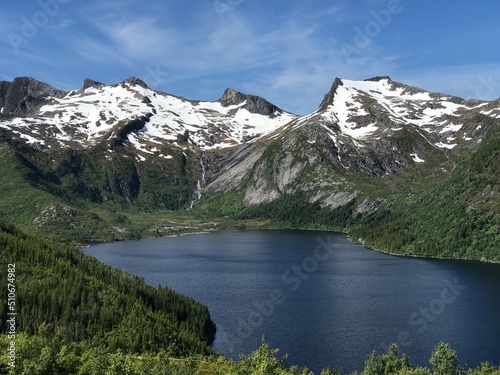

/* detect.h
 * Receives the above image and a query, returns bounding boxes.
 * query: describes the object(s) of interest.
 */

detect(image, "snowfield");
[0,77,497,154]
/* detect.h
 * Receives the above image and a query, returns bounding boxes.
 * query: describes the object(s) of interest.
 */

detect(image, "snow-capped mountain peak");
[0,78,297,152]
[308,76,499,148]
[0,76,498,158]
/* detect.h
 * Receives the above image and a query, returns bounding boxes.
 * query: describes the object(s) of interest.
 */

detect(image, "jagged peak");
[218,88,285,116]
[121,77,150,90]
[319,76,433,110]
[0,76,66,116]
[82,78,104,90]
[319,77,343,110]
[82,77,150,91]
[218,88,247,106]
[364,76,392,82]
[10,76,64,93]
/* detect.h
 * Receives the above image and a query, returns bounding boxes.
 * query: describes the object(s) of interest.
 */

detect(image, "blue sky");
[1,0,500,114]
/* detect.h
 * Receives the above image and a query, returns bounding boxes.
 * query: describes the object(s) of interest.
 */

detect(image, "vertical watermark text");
[6,263,17,368]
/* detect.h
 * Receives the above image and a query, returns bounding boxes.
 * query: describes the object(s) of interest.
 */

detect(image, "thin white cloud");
[71,36,135,66]
[92,17,180,62]
[44,19,73,31]
[2,0,499,114]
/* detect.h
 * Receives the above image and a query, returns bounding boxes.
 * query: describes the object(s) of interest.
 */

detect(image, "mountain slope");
[0,222,216,356]
[0,75,498,260]
[0,77,296,151]
[203,76,498,207]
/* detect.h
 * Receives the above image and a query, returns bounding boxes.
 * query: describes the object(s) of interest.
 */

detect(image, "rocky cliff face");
[0,77,66,117]
[0,75,498,211]
[203,76,498,206]
[82,78,104,90]
[218,88,283,116]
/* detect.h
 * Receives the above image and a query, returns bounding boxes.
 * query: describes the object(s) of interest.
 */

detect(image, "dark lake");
[84,230,500,373]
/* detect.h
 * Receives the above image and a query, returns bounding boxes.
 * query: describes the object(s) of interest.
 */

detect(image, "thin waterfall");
[188,152,206,209]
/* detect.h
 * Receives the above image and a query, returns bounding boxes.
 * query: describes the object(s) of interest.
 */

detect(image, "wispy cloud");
[91,17,180,62]
[1,0,499,113]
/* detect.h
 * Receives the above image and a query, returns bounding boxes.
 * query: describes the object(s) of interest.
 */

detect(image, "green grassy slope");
[350,128,500,261]
[0,222,216,357]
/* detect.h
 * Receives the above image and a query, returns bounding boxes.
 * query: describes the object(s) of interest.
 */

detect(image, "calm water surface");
[84,230,500,373]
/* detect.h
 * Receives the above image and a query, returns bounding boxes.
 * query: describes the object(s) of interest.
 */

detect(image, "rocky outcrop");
[0,77,65,117]
[82,78,104,90]
[121,77,150,90]
[219,88,282,116]
[319,77,343,110]
[353,198,377,216]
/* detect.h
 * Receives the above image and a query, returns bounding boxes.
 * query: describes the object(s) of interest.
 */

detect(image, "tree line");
[0,221,216,360]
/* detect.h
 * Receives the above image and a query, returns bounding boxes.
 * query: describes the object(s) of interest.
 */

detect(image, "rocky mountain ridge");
[1,75,498,206]
[202,76,499,207]
[0,77,66,117]
[0,76,296,151]
[0,75,498,260]
[1,75,498,151]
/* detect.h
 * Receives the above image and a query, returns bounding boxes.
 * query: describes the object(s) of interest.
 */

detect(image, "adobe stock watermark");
[213,0,244,21]
[143,64,170,89]
[475,74,500,100]
[218,236,338,353]
[379,278,467,353]
[340,0,410,63]
[8,0,71,54]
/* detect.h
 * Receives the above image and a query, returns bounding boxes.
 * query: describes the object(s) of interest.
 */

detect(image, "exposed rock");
[82,78,104,90]
[242,160,281,206]
[219,88,247,106]
[353,198,377,216]
[205,145,266,192]
[219,88,283,116]
[0,77,66,116]
[310,191,359,209]
[0,81,11,112]
[365,76,392,82]
[121,77,150,90]
[319,77,343,110]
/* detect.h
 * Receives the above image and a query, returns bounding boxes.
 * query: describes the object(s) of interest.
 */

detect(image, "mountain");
[0,75,498,260]
[0,77,296,150]
[204,76,498,203]
[0,77,66,117]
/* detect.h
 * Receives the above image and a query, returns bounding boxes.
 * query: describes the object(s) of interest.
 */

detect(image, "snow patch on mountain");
[410,153,425,163]
[313,77,499,150]
[0,80,297,150]
[1,76,498,156]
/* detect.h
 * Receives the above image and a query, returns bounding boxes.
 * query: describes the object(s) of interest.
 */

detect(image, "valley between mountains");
[0,75,499,261]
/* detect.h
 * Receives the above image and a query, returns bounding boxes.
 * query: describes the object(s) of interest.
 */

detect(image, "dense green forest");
[0,98,499,374]
[1,331,500,374]
[1,223,500,374]
[0,221,215,361]
[349,130,500,261]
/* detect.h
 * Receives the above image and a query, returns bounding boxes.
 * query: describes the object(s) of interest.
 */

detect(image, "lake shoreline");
[82,223,500,264]
[84,229,500,373]
[346,236,500,264]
